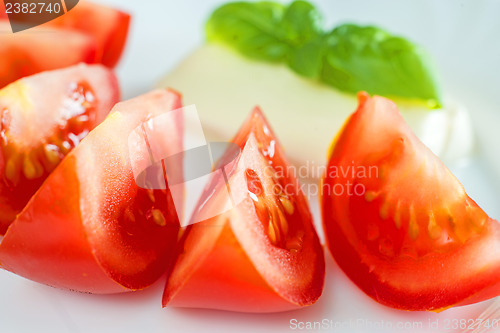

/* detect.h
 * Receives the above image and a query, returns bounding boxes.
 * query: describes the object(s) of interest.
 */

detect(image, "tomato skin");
[0,1,129,87]
[0,63,119,235]
[0,89,183,293]
[166,221,319,312]
[0,23,98,88]
[163,108,325,312]
[322,92,500,311]
[0,156,121,293]
[0,2,6,19]
[43,1,131,67]
[324,211,500,311]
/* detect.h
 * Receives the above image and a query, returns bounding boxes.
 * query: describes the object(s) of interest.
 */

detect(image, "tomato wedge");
[0,89,183,293]
[163,108,324,312]
[0,22,98,88]
[0,63,119,235]
[0,3,6,19]
[322,92,500,311]
[41,1,131,67]
[0,1,129,87]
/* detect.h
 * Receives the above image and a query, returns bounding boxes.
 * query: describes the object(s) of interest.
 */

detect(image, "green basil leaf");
[281,1,324,78]
[321,24,441,104]
[281,0,322,46]
[206,2,442,105]
[287,37,324,78]
[206,2,290,62]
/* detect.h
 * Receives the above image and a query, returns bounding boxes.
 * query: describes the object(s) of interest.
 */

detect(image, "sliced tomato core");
[2,81,95,185]
[0,64,119,234]
[245,167,304,252]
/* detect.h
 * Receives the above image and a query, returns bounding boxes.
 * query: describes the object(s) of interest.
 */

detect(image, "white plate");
[1,1,499,332]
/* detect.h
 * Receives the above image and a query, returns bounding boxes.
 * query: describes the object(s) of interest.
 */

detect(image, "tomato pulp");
[0,1,130,87]
[0,63,119,234]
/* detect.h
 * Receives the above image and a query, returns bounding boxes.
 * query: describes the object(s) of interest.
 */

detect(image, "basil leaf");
[206,2,290,62]
[287,37,324,78]
[281,1,324,78]
[206,1,442,105]
[321,24,441,104]
[281,0,322,46]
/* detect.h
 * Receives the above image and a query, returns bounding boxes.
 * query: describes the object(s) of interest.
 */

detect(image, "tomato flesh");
[322,92,500,311]
[0,1,129,87]
[0,63,119,234]
[0,89,183,293]
[163,108,324,312]
[0,22,98,88]
[42,1,131,67]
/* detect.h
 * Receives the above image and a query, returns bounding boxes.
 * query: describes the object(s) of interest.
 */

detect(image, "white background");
[1,1,499,332]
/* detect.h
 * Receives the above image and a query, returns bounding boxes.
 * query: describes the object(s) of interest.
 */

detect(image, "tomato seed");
[279,195,294,215]
[268,221,278,245]
[408,205,420,240]
[59,140,72,154]
[4,157,19,185]
[379,200,389,220]
[286,238,303,253]
[394,200,402,229]
[364,191,378,202]
[276,208,289,236]
[466,203,487,232]
[151,209,167,227]
[147,190,156,203]
[23,154,43,180]
[43,144,61,165]
[427,213,442,240]
[124,208,136,223]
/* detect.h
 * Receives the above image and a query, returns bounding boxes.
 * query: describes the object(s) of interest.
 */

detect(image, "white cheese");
[159,44,474,179]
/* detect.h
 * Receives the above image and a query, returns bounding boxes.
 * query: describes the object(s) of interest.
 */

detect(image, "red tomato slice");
[0,3,6,19]
[322,92,500,311]
[43,1,131,67]
[0,89,183,293]
[163,108,325,312]
[0,22,98,88]
[0,63,119,235]
[0,1,129,87]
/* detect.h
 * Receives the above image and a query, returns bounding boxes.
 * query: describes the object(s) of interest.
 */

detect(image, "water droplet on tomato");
[262,139,276,159]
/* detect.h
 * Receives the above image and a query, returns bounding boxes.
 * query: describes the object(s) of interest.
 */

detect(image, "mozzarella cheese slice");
[159,44,474,180]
